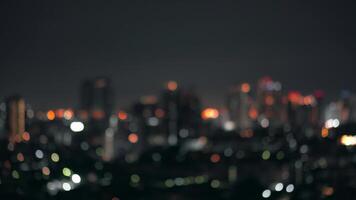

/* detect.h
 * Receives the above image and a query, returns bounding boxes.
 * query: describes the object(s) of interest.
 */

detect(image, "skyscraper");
[226,83,253,130]
[80,77,114,116]
[5,96,26,144]
[79,77,114,132]
[256,77,283,127]
[161,81,180,145]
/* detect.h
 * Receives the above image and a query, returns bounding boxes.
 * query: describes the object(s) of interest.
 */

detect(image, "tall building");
[256,77,283,127]
[226,83,254,130]
[5,96,26,144]
[287,91,320,128]
[80,77,114,132]
[80,77,114,116]
[161,81,180,145]
[179,89,202,137]
[160,81,202,144]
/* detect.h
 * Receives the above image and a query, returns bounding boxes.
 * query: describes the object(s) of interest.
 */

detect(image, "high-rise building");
[80,77,114,116]
[226,83,254,130]
[5,96,26,144]
[161,81,180,145]
[79,77,114,132]
[256,77,283,127]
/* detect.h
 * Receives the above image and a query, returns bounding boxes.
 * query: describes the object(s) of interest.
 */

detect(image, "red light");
[210,153,221,163]
[118,111,128,120]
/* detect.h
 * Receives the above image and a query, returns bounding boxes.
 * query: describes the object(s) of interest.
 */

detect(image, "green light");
[96,147,103,156]
[130,174,140,183]
[276,151,285,160]
[210,179,221,188]
[165,179,174,188]
[195,176,205,184]
[51,153,60,162]
[62,167,72,177]
[12,170,20,179]
[262,150,271,160]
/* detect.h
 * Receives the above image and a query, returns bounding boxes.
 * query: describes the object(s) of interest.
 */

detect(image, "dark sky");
[1,1,355,109]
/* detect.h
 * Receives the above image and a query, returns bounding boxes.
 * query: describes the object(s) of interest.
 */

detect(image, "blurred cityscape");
[1,76,356,200]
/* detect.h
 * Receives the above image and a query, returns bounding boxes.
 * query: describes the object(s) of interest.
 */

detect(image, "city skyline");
[1,1,356,199]
[1,1,355,109]
[0,75,354,110]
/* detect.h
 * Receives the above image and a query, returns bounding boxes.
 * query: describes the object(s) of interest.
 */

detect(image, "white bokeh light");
[71,174,81,184]
[262,189,271,198]
[70,121,84,132]
[62,182,71,191]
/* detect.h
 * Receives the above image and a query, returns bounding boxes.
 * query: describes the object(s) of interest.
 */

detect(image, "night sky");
[1,1,355,109]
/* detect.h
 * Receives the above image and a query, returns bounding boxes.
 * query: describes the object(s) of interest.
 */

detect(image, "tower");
[5,96,26,144]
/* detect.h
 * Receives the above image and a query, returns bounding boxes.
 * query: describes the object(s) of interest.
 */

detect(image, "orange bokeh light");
[22,132,30,141]
[241,83,250,93]
[56,109,64,118]
[92,110,105,120]
[288,91,302,105]
[155,108,165,118]
[167,81,178,91]
[248,107,258,120]
[201,108,219,120]
[303,95,314,105]
[240,129,254,138]
[78,110,89,120]
[321,128,329,138]
[265,95,275,106]
[118,111,128,120]
[128,133,139,143]
[47,110,55,121]
[64,109,74,120]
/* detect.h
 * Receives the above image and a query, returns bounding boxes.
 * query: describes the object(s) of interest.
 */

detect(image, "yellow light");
[130,174,140,183]
[51,153,60,162]
[210,179,221,188]
[62,167,71,177]
[262,150,271,160]
[340,135,356,146]
[47,110,55,121]
[201,108,219,120]
[12,170,20,179]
